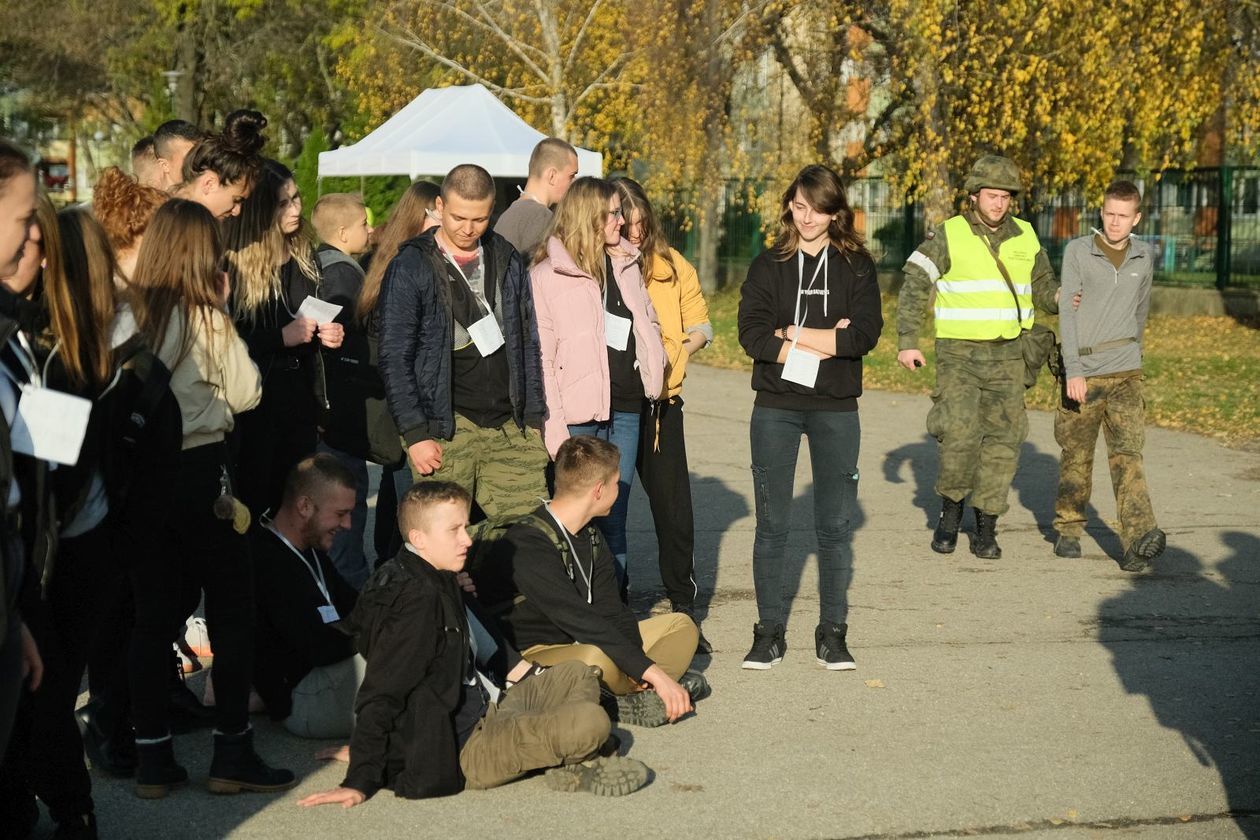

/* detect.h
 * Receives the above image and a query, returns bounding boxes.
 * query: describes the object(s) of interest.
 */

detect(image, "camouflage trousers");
[410,414,550,520]
[926,339,1028,516]
[1053,374,1156,547]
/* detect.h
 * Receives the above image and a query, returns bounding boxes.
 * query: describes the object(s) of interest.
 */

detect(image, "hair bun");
[221,110,267,157]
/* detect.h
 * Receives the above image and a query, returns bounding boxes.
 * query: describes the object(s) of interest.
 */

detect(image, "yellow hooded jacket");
[642,247,712,399]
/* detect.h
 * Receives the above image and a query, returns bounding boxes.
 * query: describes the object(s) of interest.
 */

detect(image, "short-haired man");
[1053,180,1165,571]
[153,119,205,190]
[493,137,579,256]
[897,154,1060,559]
[478,436,706,728]
[251,454,363,738]
[298,482,648,807]
[130,136,161,189]
[311,193,376,588]
[377,164,549,521]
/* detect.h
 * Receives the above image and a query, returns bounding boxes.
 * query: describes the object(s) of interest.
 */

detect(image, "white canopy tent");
[317,83,602,181]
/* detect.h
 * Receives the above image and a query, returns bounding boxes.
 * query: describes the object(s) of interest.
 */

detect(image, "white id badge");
[604,312,632,351]
[781,346,820,388]
[10,385,92,466]
[318,605,341,624]
[468,313,505,356]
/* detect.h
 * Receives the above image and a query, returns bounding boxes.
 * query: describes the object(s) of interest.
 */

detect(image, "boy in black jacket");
[476,436,707,728]
[299,481,648,807]
[311,192,377,589]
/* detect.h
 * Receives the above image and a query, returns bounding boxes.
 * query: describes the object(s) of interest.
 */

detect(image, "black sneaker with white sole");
[815,621,856,671]
[741,621,785,670]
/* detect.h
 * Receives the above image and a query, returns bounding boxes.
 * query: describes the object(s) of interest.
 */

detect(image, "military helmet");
[963,155,1023,195]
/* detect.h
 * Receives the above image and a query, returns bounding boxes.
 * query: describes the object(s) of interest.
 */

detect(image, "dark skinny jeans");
[131,443,255,739]
[749,405,860,627]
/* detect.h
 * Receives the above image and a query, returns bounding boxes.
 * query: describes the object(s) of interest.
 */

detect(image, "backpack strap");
[316,248,365,278]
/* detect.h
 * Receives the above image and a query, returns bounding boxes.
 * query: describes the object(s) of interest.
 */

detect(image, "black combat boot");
[931,496,965,554]
[972,512,1002,559]
[134,739,188,799]
[207,729,297,794]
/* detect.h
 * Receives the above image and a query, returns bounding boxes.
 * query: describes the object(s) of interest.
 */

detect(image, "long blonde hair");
[129,200,231,370]
[223,158,317,321]
[535,177,615,288]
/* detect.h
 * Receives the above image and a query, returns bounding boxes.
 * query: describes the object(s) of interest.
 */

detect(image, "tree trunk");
[695,184,724,293]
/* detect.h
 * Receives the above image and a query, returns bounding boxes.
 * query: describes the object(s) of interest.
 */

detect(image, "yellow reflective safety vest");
[934,215,1038,340]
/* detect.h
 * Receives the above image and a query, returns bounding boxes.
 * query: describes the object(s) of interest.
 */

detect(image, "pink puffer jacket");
[531,236,665,457]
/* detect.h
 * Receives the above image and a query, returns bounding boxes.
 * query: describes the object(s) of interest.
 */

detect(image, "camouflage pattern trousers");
[410,413,550,520]
[926,338,1028,516]
[1053,374,1156,547]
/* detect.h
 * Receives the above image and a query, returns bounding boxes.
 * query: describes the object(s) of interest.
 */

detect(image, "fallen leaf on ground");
[864,679,885,689]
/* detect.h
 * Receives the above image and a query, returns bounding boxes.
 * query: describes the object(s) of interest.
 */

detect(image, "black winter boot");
[207,729,297,794]
[931,496,965,554]
[972,512,1002,559]
[134,739,188,799]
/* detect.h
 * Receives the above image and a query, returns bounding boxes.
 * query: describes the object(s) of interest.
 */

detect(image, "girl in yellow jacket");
[612,179,712,654]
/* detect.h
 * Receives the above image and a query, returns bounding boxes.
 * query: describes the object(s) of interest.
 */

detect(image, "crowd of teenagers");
[0,110,1166,835]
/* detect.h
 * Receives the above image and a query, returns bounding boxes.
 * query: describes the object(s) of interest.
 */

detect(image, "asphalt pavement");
[52,362,1260,839]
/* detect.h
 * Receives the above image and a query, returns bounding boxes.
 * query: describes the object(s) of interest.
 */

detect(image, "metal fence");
[662,168,1260,290]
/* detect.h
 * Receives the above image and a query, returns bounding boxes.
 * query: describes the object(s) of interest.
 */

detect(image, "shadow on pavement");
[1099,531,1260,839]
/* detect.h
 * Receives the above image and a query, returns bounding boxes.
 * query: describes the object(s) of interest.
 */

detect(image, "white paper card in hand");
[468,313,505,357]
[604,312,632,351]
[11,386,92,466]
[781,347,820,388]
[318,605,341,624]
[295,297,343,324]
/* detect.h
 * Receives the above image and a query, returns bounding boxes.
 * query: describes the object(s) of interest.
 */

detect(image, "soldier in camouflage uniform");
[897,155,1060,559]
[1054,179,1164,571]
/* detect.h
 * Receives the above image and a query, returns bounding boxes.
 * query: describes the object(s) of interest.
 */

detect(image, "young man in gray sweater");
[1054,179,1165,571]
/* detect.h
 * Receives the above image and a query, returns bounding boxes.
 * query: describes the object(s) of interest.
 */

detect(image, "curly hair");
[92,167,168,254]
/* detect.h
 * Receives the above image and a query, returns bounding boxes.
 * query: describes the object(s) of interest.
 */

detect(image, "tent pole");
[360,176,365,197]
[317,176,324,199]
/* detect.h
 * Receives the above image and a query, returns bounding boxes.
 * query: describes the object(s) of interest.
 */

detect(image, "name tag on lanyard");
[780,249,828,389]
[446,247,504,357]
[603,277,632,351]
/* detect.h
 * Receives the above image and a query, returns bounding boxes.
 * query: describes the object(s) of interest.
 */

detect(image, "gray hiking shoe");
[544,756,650,796]
[1120,528,1166,572]
[614,690,669,727]
[1055,535,1082,558]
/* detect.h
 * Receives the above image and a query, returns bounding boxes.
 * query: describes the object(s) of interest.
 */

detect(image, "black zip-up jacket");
[377,229,545,445]
[250,527,359,720]
[737,245,883,411]
[484,505,653,681]
[342,548,507,800]
[233,257,327,410]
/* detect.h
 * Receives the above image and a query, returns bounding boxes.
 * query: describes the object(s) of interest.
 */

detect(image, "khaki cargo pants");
[1053,374,1157,547]
[409,414,550,520]
[459,660,610,790]
[521,613,699,695]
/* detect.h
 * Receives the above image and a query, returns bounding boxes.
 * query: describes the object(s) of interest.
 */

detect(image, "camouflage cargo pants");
[926,339,1028,516]
[410,414,550,519]
[1053,374,1156,547]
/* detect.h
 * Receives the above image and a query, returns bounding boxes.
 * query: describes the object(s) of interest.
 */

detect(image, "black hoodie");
[737,245,883,411]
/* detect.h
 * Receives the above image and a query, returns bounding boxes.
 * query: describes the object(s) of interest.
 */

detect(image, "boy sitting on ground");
[298,481,648,807]
[474,436,709,728]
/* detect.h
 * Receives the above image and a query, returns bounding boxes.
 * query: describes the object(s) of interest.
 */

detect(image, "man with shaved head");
[377,164,549,523]
[494,137,579,257]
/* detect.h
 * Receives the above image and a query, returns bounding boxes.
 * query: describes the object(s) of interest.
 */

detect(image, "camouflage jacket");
[897,209,1060,351]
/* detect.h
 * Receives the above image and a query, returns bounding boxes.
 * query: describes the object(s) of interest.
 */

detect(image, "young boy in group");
[475,436,708,729]
[1053,179,1166,572]
[298,482,649,808]
[311,193,376,588]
